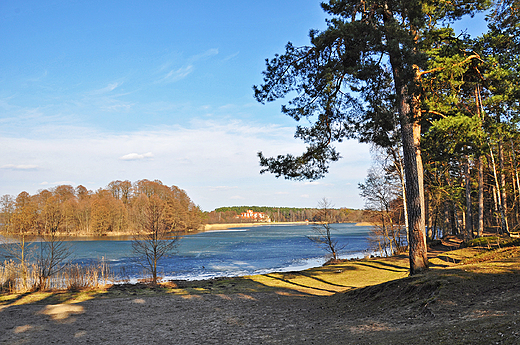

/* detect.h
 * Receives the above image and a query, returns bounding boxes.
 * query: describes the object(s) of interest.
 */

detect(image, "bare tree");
[308,198,345,261]
[36,234,72,290]
[36,195,72,290]
[359,151,407,257]
[132,195,181,284]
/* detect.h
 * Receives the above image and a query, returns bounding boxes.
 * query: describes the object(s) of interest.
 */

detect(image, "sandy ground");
[1,238,519,344]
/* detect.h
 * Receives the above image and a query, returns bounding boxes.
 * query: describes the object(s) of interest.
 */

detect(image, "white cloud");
[209,186,238,191]
[223,52,239,61]
[40,181,75,187]
[92,82,122,94]
[119,152,154,161]
[158,65,193,83]
[1,164,39,170]
[0,120,371,210]
[193,48,219,60]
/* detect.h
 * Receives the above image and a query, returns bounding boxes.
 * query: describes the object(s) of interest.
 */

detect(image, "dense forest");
[207,206,368,224]
[0,180,204,236]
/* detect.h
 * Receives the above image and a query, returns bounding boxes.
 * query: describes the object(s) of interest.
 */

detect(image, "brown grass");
[0,260,112,294]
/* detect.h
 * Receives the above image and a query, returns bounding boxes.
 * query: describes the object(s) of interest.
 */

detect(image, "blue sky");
[0,1,486,211]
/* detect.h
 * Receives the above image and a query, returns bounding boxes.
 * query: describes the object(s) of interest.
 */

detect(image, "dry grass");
[0,260,112,294]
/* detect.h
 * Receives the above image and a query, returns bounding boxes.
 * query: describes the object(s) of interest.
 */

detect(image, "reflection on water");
[1,224,371,281]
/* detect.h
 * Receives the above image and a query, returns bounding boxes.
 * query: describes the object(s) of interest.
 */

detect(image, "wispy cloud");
[223,52,239,61]
[119,152,154,161]
[1,164,39,171]
[193,48,219,60]
[40,181,75,186]
[157,65,193,83]
[209,186,238,191]
[27,70,48,82]
[92,82,122,94]
[155,49,218,84]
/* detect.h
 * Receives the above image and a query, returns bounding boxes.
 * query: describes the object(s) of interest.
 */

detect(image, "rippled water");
[2,223,372,281]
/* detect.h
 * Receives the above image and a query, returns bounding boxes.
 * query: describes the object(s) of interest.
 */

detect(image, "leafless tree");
[359,151,407,257]
[36,195,72,290]
[36,234,72,290]
[308,198,345,261]
[132,195,181,284]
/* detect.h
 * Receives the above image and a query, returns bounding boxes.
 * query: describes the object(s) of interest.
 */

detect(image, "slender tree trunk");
[490,145,510,234]
[509,151,518,228]
[464,156,472,240]
[453,202,460,236]
[475,84,484,237]
[444,201,451,238]
[509,141,520,228]
[478,156,484,237]
[390,146,409,241]
[498,135,510,234]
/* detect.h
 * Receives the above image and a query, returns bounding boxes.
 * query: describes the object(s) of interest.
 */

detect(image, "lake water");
[2,223,372,282]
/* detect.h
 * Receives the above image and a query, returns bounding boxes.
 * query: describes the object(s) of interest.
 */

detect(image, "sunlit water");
[2,223,372,281]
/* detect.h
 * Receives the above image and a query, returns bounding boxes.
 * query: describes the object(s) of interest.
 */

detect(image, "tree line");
[207,206,368,224]
[0,179,203,237]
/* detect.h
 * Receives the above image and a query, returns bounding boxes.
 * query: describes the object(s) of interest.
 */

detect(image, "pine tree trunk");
[400,119,428,274]
[453,202,460,235]
[384,7,427,274]
[464,157,472,240]
[510,153,518,228]
[498,136,510,234]
[478,156,484,237]
[490,145,510,234]
[390,146,409,241]
[444,201,451,237]
[514,142,520,226]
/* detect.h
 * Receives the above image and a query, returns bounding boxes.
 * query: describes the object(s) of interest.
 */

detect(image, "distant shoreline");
[202,221,312,231]
[0,221,373,240]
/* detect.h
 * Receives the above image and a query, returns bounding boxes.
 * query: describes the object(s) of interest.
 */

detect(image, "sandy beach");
[202,221,313,231]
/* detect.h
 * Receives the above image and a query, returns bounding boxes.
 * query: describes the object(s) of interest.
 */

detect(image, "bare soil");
[1,237,519,344]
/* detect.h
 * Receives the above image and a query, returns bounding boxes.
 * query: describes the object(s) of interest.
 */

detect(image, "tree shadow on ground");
[353,261,408,272]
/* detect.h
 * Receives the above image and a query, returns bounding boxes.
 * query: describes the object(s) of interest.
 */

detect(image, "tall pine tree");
[254,0,490,274]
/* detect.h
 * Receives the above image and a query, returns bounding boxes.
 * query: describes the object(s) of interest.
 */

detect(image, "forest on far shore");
[0,180,375,237]
[206,206,371,224]
[0,180,204,237]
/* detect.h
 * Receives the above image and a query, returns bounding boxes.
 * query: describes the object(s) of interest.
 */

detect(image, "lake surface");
[3,223,372,282]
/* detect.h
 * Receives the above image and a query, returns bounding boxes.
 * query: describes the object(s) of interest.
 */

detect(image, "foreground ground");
[1,236,519,344]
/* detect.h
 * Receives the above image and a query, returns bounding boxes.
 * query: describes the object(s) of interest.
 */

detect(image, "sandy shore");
[202,221,312,231]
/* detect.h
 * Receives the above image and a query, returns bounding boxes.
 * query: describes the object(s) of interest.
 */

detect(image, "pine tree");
[254,0,490,274]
